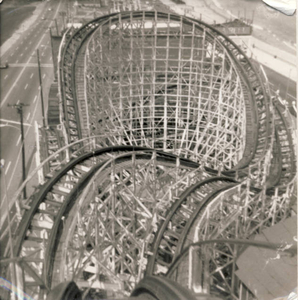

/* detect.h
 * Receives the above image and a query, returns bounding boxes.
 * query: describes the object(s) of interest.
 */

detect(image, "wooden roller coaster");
[0,8,296,300]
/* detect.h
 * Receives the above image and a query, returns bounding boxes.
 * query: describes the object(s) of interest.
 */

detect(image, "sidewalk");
[0,1,46,58]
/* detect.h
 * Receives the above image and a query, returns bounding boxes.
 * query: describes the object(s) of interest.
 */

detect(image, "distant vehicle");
[48,8,52,11]
[0,62,9,69]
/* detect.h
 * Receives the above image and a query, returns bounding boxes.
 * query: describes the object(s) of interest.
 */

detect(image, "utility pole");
[37,49,46,128]
[8,103,29,199]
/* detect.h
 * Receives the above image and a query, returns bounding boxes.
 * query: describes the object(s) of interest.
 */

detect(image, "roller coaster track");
[145,176,238,274]
[58,14,113,151]
[58,11,277,187]
[87,12,255,160]
[146,179,295,297]
[145,94,296,286]
[60,14,249,160]
[187,16,272,174]
[1,146,204,298]
[146,175,295,275]
[270,98,296,189]
[4,90,290,298]
[1,10,296,300]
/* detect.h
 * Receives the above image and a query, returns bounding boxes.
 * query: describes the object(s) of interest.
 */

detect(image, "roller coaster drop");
[0,10,296,300]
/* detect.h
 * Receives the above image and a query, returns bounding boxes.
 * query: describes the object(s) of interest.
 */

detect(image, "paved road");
[0,0,63,213]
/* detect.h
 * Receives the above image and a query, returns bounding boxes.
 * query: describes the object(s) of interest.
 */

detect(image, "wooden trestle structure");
[0,10,296,300]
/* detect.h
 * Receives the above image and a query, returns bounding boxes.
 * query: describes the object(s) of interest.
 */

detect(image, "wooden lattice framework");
[0,9,296,300]
[85,12,247,169]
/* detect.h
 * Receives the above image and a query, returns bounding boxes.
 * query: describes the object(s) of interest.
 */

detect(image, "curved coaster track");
[0,10,296,300]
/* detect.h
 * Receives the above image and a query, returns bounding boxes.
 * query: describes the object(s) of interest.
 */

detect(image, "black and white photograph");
[0,0,297,299]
